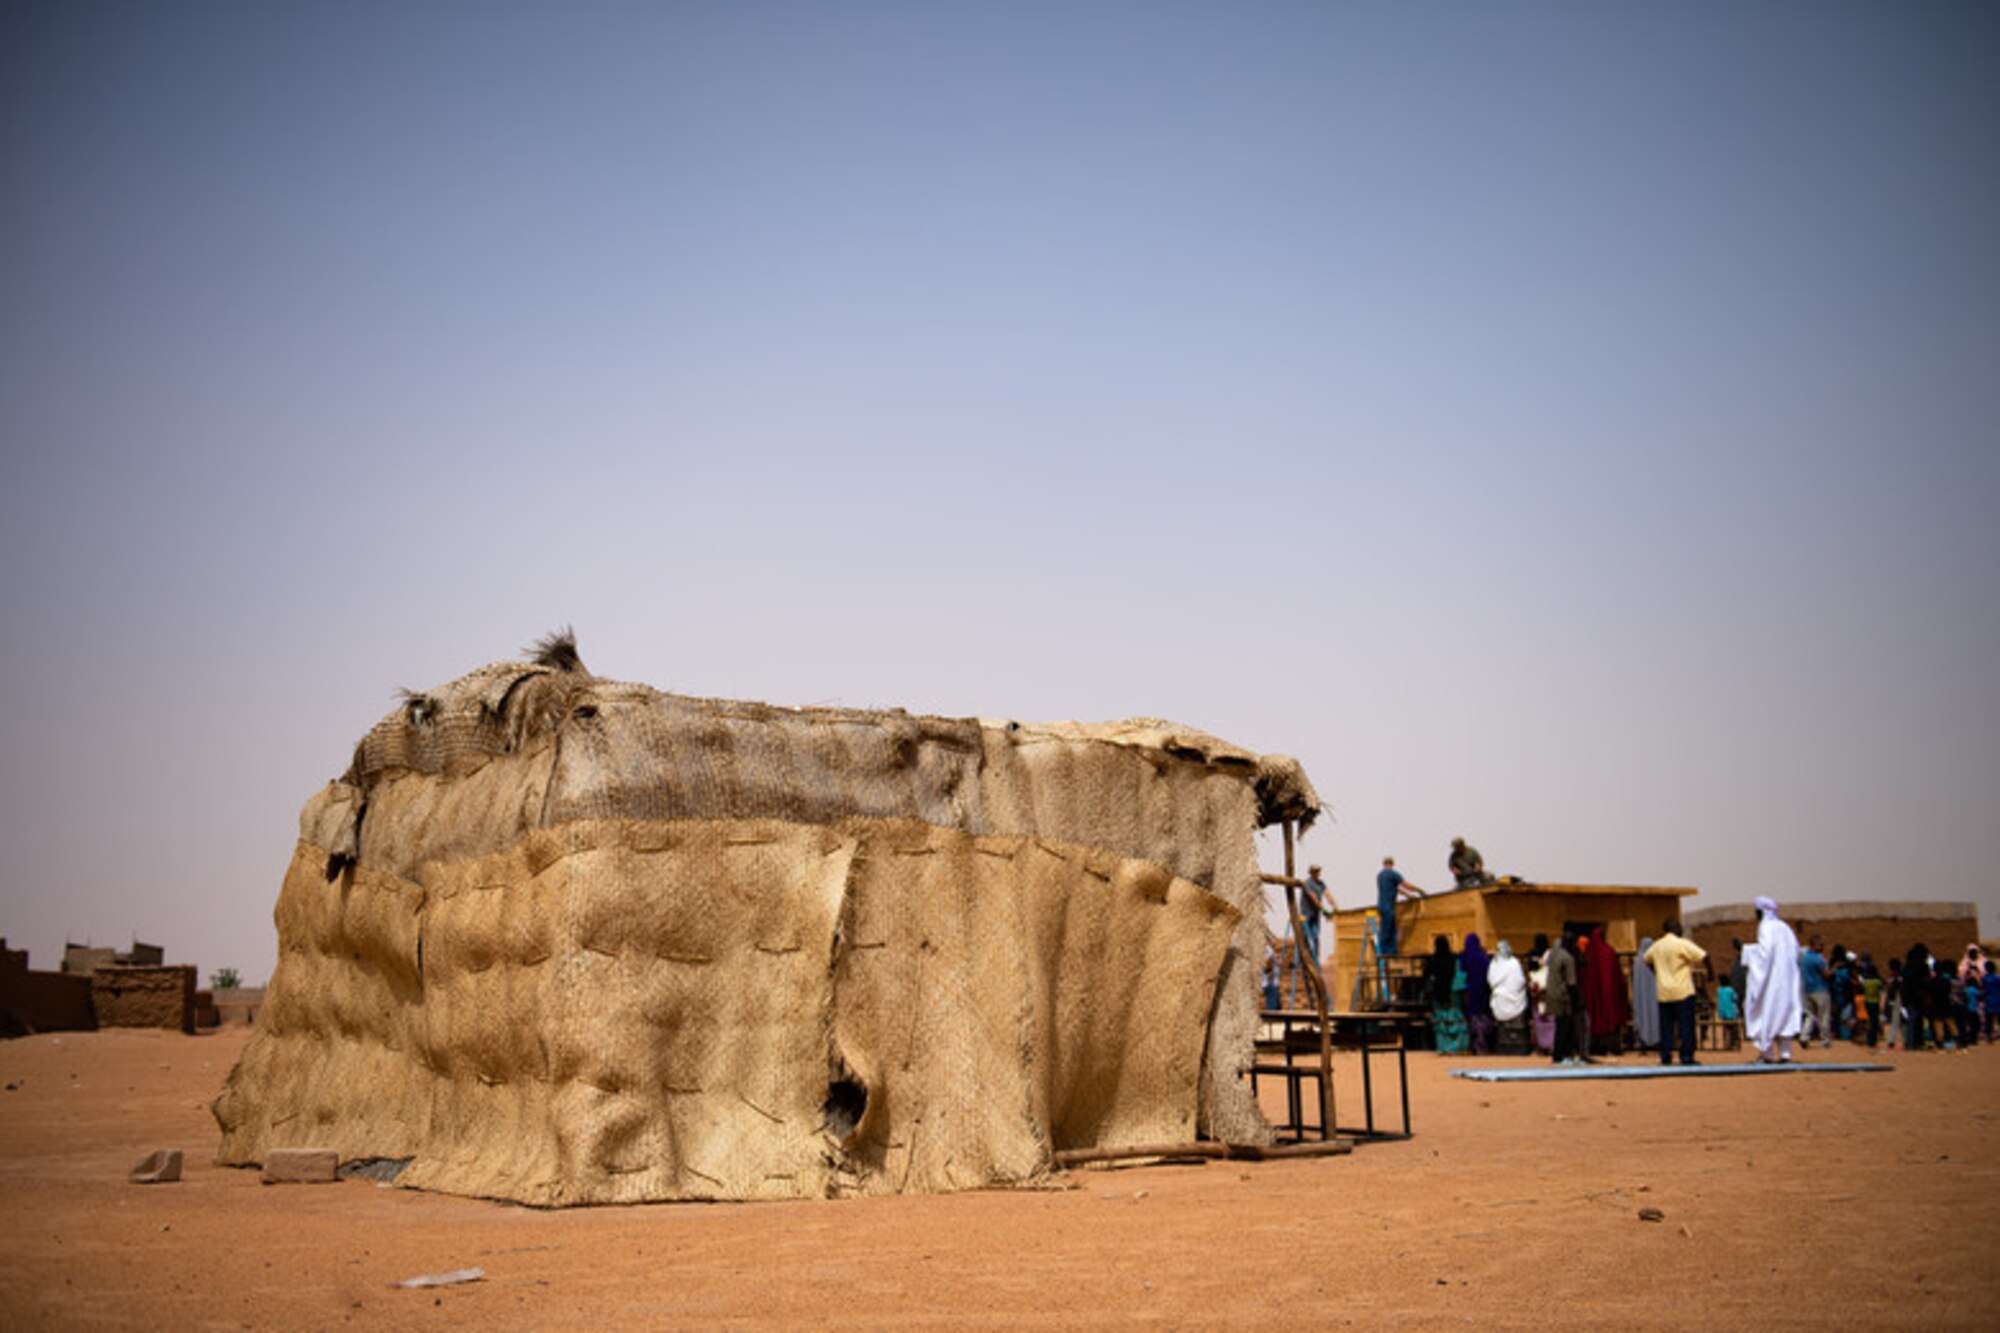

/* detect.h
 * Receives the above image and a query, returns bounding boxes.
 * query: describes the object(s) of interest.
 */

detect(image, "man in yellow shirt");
[1642,920,1708,1066]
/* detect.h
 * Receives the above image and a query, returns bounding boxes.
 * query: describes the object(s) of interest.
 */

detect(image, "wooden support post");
[1276,821,1335,1138]
[1282,824,1310,1011]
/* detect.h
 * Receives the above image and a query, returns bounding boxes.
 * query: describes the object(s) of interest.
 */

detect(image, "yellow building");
[1328,879,1696,1008]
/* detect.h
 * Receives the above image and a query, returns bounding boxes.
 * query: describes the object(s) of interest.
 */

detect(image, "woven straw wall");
[214,655,1316,1202]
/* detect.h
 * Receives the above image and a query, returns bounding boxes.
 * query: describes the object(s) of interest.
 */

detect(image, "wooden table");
[1254,1009,1417,1141]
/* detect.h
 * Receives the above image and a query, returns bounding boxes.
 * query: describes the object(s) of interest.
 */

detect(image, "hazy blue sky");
[3,2,1995,983]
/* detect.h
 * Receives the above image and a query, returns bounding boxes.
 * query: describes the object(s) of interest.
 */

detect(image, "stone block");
[130,1148,183,1183]
[261,1147,339,1184]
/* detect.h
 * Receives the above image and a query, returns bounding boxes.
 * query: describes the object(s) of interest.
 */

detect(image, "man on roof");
[1448,837,1489,889]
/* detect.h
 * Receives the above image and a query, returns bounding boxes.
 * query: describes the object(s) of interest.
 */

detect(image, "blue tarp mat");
[1451,1062,1893,1082]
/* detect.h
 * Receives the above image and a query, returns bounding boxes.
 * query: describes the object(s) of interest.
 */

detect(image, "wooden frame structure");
[1245,822,1418,1145]
[1328,879,1697,1002]
[1253,823,1335,1140]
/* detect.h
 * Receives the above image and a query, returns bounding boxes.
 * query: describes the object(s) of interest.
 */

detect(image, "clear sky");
[3,2,1995,984]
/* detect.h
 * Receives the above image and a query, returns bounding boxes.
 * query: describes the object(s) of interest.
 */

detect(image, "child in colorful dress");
[1941,966,1967,1049]
[1829,947,1854,1040]
[1884,958,1905,1048]
[1859,955,1883,1048]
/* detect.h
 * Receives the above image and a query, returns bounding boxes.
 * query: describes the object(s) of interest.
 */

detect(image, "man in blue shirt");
[1800,935,1833,1047]
[1375,856,1424,957]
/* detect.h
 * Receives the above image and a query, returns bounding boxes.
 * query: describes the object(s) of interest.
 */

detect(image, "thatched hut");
[214,635,1319,1204]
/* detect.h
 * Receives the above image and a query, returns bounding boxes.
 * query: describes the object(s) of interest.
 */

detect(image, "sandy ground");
[2,1025,1996,1330]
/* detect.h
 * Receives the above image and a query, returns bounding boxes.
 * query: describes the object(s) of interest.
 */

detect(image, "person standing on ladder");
[1290,864,1331,1007]
[1375,856,1425,958]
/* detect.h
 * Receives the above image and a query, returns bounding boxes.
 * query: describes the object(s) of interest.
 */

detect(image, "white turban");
[1755,896,1778,918]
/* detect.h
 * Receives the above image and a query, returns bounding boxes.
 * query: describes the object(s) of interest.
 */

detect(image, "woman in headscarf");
[1903,943,1933,1050]
[1488,940,1529,1054]
[1527,933,1555,1054]
[1956,947,1984,1047]
[1743,896,1804,1062]
[1631,936,1661,1055]
[1460,932,1493,1055]
[1424,934,1466,1054]
[1582,926,1631,1056]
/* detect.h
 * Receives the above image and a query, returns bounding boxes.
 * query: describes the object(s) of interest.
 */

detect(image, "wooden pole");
[1299,822,1335,1136]
[1281,820,1302,1009]
[1051,1139,1352,1168]
[1052,1142,1229,1167]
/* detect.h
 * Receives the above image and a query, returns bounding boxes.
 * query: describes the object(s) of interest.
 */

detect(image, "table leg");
[1397,1043,1411,1135]
[1360,1036,1376,1135]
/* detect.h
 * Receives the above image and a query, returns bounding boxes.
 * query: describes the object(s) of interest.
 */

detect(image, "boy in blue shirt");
[1800,937,1832,1047]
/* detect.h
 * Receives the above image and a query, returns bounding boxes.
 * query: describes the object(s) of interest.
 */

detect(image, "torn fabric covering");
[214,651,1313,1202]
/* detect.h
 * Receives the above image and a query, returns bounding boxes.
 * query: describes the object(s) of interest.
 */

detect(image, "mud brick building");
[89,965,198,1033]
[1686,900,1982,973]
[1,939,95,1036]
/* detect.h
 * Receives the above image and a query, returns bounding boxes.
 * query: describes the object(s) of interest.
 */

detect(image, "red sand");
[3,1025,1996,1329]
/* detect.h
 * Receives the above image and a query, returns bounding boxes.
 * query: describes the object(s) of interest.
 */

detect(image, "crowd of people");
[1412,898,2000,1063]
[1261,848,1995,1064]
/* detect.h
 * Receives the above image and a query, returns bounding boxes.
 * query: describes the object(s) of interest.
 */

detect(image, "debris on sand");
[395,1268,486,1290]
[129,1149,182,1183]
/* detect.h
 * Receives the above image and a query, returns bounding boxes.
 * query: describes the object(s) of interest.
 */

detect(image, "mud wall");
[91,966,196,1033]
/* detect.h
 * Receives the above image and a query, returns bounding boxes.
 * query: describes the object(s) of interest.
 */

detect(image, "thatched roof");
[340,657,1320,844]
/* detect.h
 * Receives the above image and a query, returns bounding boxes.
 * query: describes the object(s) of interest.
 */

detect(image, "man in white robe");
[1743,895,1804,1062]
